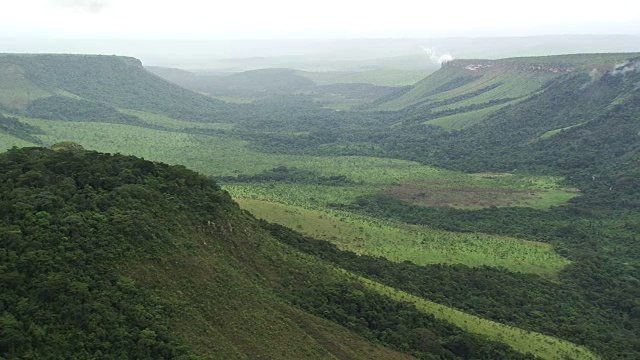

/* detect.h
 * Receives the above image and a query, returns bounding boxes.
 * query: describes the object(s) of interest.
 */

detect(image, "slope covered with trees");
[0,54,231,122]
[1,145,543,359]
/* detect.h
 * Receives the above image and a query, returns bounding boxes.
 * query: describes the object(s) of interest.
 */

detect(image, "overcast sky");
[2,0,640,40]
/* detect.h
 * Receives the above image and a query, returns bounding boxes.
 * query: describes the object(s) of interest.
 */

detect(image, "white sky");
[2,0,640,39]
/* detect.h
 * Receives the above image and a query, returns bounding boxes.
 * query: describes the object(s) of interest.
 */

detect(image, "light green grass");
[356,274,601,360]
[237,198,571,276]
[120,109,235,130]
[208,95,258,104]
[225,168,577,211]
[429,72,555,111]
[375,62,557,111]
[17,117,576,210]
[300,68,428,87]
[426,98,523,130]
[538,122,586,140]
[0,132,37,151]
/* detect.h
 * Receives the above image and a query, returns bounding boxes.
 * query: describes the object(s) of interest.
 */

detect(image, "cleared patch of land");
[237,198,571,276]
[299,68,428,87]
[386,182,578,209]
[0,131,37,150]
[356,274,601,360]
[10,116,578,211]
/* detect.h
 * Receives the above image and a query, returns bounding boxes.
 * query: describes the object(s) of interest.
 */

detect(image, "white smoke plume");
[581,68,600,89]
[51,0,110,13]
[421,46,453,65]
[610,61,640,76]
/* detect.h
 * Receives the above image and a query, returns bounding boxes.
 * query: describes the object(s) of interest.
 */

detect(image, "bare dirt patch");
[385,183,545,208]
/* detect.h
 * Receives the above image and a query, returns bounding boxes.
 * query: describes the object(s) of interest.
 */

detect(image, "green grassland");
[236,198,571,276]
[11,116,578,211]
[5,115,577,279]
[0,131,37,150]
[357,274,601,360]
[430,71,554,109]
[425,98,524,129]
[538,122,586,140]
[224,169,577,211]
[119,109,235,130]
[299,68,428,87]
[376,63,557,112]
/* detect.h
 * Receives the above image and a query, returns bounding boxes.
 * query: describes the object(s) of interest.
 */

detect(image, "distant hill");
[147,66,407,109]
[371,53,640,197]
[148,67,316,94]
[0,54,230,122]
[375,53,640,129]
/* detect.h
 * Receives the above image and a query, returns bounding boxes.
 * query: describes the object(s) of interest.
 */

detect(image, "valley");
[1,51,639,359]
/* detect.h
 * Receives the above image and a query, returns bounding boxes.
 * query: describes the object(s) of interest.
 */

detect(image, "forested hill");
[380,55,640,197]
[0,54,231,122]
[373,53,639,128]
[0,145,539,359]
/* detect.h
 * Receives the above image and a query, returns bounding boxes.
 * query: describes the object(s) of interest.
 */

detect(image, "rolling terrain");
[0,146,551,359]
[1,52,639,359]
[374,53,639,129]
[147,66,412,109]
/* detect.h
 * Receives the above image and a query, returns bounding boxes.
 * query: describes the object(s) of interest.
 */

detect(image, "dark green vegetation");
[1,52,639,359]
[213,166,356,186]
[25,96,144,125]
[1,146,542,359]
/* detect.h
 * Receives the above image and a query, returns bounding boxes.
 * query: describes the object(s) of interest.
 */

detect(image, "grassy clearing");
[236,198,571,276]
[375,62,558,111]
[9,117,578,210]
[538,122,586,140]
[0,132,37,150]
[120,109,235,130]
[430,71,556,111]
[385,172,578,209]
[225,168,577,211]
[385,183,578,209]
[299,68,428,87]
[208,95,258,104]
[355,274,601,360]
[19,117,453,179]
[425,98,522,129]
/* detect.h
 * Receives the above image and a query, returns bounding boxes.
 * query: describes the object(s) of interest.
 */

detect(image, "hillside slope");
[0,146,541,359]
[375,53,639,129]
[412,56,640,178]
[0,54,230,122]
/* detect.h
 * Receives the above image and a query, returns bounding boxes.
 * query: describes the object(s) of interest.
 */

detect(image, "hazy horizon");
[3,0,640,70]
